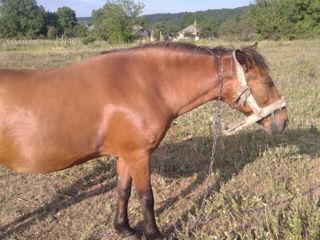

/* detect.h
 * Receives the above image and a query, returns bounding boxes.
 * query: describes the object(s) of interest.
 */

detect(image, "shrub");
[47,26,58,40]
[38,34,46,40]
[74,25,87,38]
[82,35,95,45]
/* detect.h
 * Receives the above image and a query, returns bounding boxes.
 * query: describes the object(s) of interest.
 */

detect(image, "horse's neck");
[154,51,225,117]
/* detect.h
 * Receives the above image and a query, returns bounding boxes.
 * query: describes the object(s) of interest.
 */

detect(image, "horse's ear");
[235,49,247,64]
[235,50,250,72]
[252,42,258,51]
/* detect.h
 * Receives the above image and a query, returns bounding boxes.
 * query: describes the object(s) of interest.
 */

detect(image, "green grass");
[0,40,319,240]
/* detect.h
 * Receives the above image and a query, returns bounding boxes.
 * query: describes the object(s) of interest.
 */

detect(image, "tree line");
[246,0,320,40]
[146,0,319,41]
[0,0,88,39]
[0,0,319,42]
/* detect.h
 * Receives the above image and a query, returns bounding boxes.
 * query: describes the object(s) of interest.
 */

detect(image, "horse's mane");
[101,42,269,71]
[100,42,232,56]
[138,42,234,56]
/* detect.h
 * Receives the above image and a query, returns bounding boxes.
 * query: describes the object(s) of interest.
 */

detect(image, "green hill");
[77,17,92,25]
[77,6,249,26]
[143,6,248,25]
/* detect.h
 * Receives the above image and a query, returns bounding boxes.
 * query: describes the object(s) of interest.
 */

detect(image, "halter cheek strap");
[222,51,287,136]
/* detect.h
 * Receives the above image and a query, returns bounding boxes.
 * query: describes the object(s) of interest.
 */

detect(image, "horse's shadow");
[0,128,319,239]
[0,160,117,239]
[151,127,320,237]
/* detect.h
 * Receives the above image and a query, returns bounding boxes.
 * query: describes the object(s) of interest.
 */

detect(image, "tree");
[164,23,179,38]
[178,13,205,30]
[73,24,88,38]
[198,17,219,39]
[246,0,320,40]
[247,0,287,40]
[92,0,145,44]
[57,6,77,36]
[151,21,165,40]
[178,13,195,30]
[44,11,60,35]
[150,21,179,40]
[218,19,255,41]
[0,0,45,39]
[289,0,320,38]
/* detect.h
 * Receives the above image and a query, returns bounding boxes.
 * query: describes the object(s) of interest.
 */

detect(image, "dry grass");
[0,40,320,240]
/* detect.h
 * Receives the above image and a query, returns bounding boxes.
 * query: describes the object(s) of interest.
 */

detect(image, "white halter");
[222,51,287,136]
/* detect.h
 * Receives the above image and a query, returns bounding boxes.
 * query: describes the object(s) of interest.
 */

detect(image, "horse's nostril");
[284,119,289,129]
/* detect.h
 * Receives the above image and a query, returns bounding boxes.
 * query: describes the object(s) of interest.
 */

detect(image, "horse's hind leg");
[114,158,136,239]
[124,152,163,240]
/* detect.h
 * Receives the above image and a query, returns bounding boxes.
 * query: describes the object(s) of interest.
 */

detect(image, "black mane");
[138,42,233,56]
[101,42,269,71]
[101,42,232,56]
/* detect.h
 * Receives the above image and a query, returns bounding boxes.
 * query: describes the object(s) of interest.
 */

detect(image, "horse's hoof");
[122,234,140,240]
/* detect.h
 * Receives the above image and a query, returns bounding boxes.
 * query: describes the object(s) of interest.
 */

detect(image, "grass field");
[0,40,319,240]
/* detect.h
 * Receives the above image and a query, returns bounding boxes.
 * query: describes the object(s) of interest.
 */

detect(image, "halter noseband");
[222,51,287,136]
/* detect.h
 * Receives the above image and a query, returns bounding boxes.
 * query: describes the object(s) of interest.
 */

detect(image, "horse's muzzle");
[265,118,289,135]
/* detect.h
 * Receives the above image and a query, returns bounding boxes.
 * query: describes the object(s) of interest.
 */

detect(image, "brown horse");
[0,43,288,239]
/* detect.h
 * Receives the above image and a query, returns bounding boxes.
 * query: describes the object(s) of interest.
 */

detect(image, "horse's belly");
[0,132,102,173]
[0,112,102,173]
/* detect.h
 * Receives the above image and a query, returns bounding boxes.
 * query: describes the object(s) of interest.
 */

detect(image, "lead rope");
[186,54,224,238]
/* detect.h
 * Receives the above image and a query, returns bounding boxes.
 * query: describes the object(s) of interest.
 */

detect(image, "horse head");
[226,43,289,135]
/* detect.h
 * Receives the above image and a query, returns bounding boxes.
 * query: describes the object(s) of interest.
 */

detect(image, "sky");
[37,0,252,17]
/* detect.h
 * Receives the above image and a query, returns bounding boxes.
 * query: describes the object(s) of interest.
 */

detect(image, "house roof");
[179,21,198,34]
[132,25,144,31]
[88,25,95,31]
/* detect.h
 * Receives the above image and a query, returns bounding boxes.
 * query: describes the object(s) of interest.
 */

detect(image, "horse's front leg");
[125,152,163,240]
[114,158,137,239]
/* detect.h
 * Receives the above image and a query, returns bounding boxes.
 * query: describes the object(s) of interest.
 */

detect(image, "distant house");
[132,25,152,41]
[88,25,95,32]
[175,20,199,41]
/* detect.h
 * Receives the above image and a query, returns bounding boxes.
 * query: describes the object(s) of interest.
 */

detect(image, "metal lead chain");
[187,55,224,238]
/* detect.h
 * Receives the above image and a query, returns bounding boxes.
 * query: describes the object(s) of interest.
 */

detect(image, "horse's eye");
[264,81,274,88]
